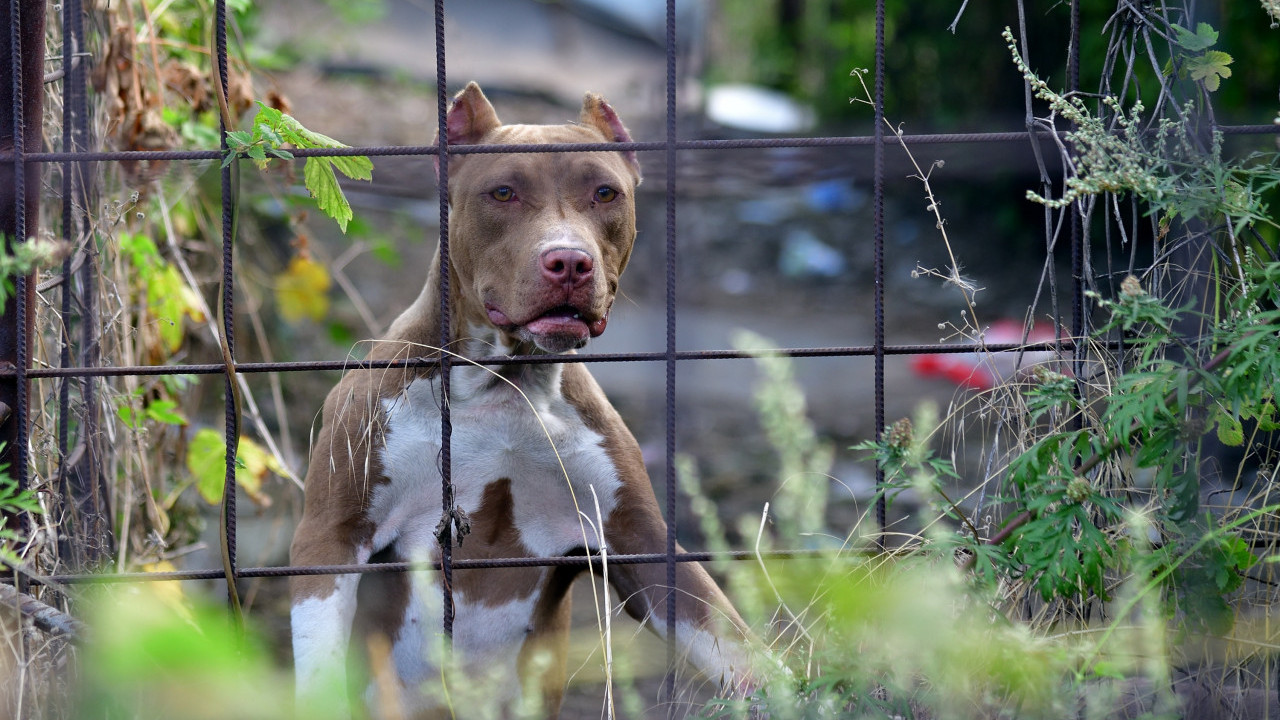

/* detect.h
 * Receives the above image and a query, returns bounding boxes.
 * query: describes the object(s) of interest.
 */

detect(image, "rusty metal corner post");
[1,0,44,543]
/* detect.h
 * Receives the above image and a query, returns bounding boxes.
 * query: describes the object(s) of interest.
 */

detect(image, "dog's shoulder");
[559,364,648,482]
[305,350,427,501]
[319,363,418,430]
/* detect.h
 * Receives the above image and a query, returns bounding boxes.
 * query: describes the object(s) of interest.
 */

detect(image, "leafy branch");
[0,451,42,567]
[224,102,373,233]
[956,263,1277,614]
[0,239,70,313]
[1003,25,1277,234]
[1168,22,1234,92]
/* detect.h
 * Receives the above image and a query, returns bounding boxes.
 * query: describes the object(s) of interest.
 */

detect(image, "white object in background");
[706,84,816,134]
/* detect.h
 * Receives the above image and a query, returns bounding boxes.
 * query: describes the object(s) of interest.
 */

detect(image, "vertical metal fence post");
[0,0,42,564]
[58,0,76,568]
[71,0,108,566]
[872,0,888,548]
[1067,0,1086,383]
[57,0,108,570]
[433,0,456,641]
[662,0,680,706]
[215,0,240,612]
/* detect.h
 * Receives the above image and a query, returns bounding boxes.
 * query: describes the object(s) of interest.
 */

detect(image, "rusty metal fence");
[3,0,1280,710]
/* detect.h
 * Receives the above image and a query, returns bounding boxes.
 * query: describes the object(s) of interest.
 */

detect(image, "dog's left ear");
[580,93,642,185]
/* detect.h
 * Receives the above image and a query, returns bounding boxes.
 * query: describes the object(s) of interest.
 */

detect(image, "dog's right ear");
[580,92,641,186]
[434,82,502,184]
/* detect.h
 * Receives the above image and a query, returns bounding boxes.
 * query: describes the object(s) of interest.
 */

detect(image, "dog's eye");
[595,186,618,203]
[490,186,516,202]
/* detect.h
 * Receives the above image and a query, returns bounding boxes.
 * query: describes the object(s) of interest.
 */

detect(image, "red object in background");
[911,320,1066,391]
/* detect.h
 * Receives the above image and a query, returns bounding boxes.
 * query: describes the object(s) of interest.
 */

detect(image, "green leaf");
[1215,411,1244,446]
[181,119,221,148]
[120,232,161,272]
[329,154,374,181]
[252,102,284,129]
[225,130,252,149]
[236,102,371,231]
[188,429,229,505]
[236,436,283,507]
[276,113,343,149]
[1185,50,1233,91]
[1173,22,1218,51]
[274,113,371,176]
[0,455,43,515]
[304,157,353,233]
[370,237,401,266]
[145,399,188,426]
[258,123,284,147]
[1229,542,1258,574]
[117,404,141,429]
[1256,402,1280,431]
[247,143,268,170]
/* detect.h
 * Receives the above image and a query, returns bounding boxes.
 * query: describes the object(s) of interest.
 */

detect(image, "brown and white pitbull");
[290,83,754,718]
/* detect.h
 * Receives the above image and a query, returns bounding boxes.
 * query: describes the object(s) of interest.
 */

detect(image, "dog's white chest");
[372,365,623,559]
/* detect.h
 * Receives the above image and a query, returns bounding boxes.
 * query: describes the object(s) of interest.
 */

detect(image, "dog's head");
[436,82,642,355]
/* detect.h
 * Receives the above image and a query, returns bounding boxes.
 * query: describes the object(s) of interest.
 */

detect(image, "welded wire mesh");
[3,0,1279,712]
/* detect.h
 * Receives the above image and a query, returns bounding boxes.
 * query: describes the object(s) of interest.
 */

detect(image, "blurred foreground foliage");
[79,581,344,720]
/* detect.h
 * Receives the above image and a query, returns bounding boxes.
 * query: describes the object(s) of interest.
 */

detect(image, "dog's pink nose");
[540,248,594,287]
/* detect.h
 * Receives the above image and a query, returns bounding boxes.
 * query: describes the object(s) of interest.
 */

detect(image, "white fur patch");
[293,572,363,695]
[372,348,622,561]
[363,338,623,709]
[675,620,753,690]
[639,613,753,692]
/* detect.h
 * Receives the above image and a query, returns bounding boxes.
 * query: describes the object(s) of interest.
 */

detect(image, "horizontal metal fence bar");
[7,342,1087,379]
[5,124,1276,164]
[1221,124,1280,135]
[22,549,848,586]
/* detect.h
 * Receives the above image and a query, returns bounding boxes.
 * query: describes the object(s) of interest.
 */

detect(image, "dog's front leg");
[290,525,372,708]
[604,506,757,695]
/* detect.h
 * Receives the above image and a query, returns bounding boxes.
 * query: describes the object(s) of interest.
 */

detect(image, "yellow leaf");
[235,436,280,508]
[188,430,279,507]
[139,561,197,627]
[275,255,331,323]
[148,264,207,354]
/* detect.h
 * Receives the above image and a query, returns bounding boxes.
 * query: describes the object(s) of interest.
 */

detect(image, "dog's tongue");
[525,308,591,343]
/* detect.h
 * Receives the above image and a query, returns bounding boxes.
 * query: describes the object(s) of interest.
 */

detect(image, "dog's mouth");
[486,303,609,349]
